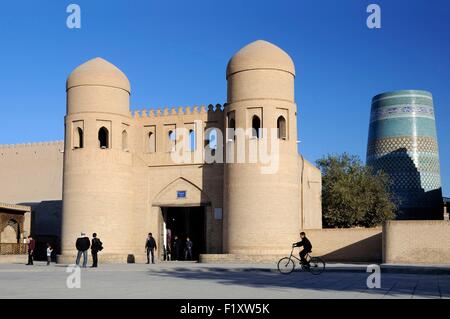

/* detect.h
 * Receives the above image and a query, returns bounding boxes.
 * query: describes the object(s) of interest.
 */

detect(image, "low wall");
[200,254,284,264]
[302,228,382,263]
[57,253,149,264]
[200,228,383,264]
[383,220,450,265]
[0,254,27,264]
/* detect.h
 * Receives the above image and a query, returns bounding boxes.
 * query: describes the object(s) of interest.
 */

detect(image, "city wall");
[383,220,450,265]
[302,227,382,263]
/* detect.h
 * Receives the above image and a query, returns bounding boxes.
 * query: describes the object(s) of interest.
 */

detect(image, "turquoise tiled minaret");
[366,90,443,219]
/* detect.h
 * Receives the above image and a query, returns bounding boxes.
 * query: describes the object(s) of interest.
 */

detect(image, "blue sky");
[0,0,449,196]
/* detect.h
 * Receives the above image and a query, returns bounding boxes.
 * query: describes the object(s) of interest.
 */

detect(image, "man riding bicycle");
[292,232,312,266]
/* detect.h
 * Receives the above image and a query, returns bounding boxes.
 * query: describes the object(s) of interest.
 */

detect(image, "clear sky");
[0,0,448,196]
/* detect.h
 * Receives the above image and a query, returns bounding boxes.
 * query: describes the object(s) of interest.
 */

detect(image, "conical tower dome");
[226,40,295,79]
[67,57,131,94]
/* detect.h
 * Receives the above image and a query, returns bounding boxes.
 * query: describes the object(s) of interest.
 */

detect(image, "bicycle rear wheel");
[308,256,325,275]
[277,257,295,274]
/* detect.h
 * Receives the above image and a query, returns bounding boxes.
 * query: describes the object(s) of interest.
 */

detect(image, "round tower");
[59,58,134,263]
[367,90,442,219]
[223,40,300,255]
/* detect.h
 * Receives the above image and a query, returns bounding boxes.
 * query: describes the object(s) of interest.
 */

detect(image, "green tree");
[316,153,396,228]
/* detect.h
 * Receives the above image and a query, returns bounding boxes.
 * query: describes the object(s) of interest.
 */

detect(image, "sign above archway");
[152,178,211,207]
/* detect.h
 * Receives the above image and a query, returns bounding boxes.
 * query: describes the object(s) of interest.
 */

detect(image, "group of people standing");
[145,232,194,264]
[25,236,54,266]
[170,235,194,261]
[75,232,103,268]
[25,233,103,267]
[164,233,194,261]
[26,231,195,266]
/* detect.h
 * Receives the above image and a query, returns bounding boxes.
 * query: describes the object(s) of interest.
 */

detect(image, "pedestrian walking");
[145,233,157,264]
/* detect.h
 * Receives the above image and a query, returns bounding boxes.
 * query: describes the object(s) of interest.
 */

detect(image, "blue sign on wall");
[177,191,186,199]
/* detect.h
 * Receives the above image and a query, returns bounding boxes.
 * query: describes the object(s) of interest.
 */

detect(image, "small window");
[74,127,84,149]
[98,127,109,149]
[229,118,236,130]
[209,129,217,150]
[205,128,218,148]
[252,115,261,138]
[277,116,287,139]
[205,128,218,156]
[189,130,196,151]
[148,132,156,153]
[122,130,128,151]
[168,130,176,152]
[228,118,235,141]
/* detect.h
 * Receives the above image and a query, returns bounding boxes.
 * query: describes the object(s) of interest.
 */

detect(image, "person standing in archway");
[166,228,172,260]
[172,235,180,261]
[185,237,193,261]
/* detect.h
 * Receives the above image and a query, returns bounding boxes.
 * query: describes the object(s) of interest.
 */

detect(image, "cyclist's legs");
[299,249,308,264]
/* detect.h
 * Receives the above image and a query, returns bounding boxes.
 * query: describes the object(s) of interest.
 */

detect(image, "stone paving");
[0,262,449,299]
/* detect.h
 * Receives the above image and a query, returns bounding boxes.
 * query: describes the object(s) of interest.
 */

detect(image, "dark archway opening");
[252,115,261,138]
[74,127,84,149]
[277,116,287,139]
[161,206,206,261]
[98,127,109,149]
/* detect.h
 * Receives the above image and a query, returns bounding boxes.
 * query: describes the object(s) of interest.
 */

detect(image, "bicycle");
[277,247,325,275]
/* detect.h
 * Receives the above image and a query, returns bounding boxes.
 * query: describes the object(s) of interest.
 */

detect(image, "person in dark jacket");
[75,233,90,268]
[26,236,35,265]
[172,235,180,261]
[145,233,157,264]
[91,233,103,268]
[185,237,193,261]
[293,232,312,265]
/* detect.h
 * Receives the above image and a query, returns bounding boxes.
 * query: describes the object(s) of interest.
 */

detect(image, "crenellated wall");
[131,104,225,167]
[131,104,225,119]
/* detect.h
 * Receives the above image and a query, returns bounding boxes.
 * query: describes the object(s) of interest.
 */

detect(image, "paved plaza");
[0,262,449,299]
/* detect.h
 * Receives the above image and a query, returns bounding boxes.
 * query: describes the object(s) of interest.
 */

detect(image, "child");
[46,243,53,266]
[292,232,312,266]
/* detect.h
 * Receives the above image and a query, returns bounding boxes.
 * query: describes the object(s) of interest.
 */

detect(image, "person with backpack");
[91,233,103,268]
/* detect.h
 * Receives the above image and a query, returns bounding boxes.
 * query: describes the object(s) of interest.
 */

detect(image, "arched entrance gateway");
[160,207,205,261]
[151,178,221,261]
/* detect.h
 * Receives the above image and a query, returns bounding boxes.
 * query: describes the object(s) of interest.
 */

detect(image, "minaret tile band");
[366,90,442,219]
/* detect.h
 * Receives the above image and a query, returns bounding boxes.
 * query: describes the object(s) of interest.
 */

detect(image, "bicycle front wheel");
[277,257,295,274]
[309,257,325,275]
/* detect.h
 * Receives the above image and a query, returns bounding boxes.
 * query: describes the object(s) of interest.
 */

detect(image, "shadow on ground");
[147,266,448,298]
